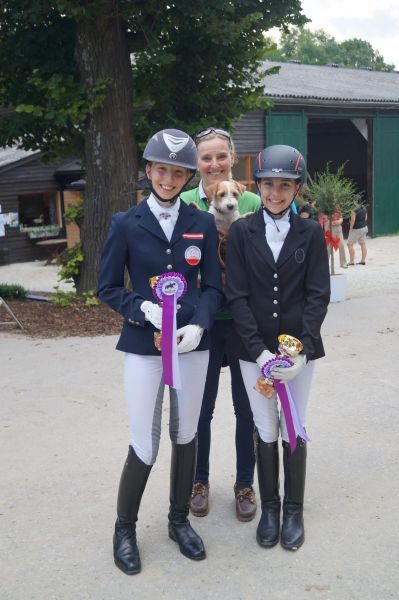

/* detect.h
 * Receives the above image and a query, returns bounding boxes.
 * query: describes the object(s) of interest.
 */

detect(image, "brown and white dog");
[206,180,246,236]
[201,180,247,269]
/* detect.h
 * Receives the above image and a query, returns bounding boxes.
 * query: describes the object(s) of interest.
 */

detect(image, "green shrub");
[0,283,27,299]
[81,290,99,306]
[52,287,77,308]
[58,243,84,287]
[52,287,99,308]
[64,196,84,228]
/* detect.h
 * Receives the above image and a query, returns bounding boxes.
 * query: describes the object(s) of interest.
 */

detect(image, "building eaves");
[0,146,40,171]
[262,61,399,106]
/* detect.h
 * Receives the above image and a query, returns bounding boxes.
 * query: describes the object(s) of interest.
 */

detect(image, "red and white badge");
[185,245,201,266]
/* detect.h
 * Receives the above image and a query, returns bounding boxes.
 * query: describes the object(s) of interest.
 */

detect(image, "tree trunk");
[75,1,137,293]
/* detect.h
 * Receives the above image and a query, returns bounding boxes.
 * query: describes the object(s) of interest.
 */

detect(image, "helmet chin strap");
[149,184,180,204]
[148,171,196,204]
[262,203,292,219]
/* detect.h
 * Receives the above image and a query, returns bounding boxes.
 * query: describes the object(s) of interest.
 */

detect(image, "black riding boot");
[168,437,206,561]
[113,445,152,574]
[254,430,280,547]
[281,437,307,550]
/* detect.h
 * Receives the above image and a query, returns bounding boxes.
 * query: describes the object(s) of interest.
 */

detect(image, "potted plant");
[308,163,359,302]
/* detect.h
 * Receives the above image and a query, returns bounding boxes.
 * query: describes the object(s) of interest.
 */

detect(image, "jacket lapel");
[277,214,306,268]
[248,211,276,270]
[135,198,169,242]
[170,201,199,245]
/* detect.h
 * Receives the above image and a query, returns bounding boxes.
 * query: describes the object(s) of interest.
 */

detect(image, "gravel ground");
[0,259,74,293]
[1,234,399,600]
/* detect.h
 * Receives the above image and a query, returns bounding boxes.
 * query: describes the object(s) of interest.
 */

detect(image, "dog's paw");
[189,201,201,210]
[241,211,255,219]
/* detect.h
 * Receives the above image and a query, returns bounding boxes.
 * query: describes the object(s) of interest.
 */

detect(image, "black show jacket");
[224,210,330,363]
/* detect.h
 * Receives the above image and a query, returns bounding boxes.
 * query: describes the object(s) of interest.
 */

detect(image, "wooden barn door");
[265,113,308,159]
[373,116,399,236]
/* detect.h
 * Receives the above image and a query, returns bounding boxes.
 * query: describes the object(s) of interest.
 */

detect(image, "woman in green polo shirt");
[181,127,260,522]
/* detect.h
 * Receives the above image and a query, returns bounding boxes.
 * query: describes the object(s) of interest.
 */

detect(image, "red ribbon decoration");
[325,230,340,251]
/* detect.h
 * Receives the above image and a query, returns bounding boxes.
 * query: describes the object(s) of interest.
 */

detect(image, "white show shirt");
[147,193,180,242]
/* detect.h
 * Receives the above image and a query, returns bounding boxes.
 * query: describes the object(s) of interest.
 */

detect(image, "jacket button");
[273,312,278,318]
[273,286,278,291]
[273,300,278,305]
[166,264,173,270]
[273,273,278,279]
[166,249,172,254]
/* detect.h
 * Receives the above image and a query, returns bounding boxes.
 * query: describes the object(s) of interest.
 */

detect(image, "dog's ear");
[206,182,219,199]
[235,182,246,195]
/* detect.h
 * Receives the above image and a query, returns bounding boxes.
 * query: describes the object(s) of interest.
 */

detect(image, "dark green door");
[373,116,399,235]
[265,113,308,159]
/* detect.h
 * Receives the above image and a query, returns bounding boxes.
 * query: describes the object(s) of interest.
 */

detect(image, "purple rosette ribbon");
[261,357,310,453]
[153,272,187,389]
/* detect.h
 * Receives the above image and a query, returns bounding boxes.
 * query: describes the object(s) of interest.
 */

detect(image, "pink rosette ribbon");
[153,272,187,389]
[261,357,310,453]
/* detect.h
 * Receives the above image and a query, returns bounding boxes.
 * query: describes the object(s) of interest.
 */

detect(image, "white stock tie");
[266,220,290,262]
[159,212,174,241]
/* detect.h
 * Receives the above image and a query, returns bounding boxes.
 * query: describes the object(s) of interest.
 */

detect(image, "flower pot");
[330,273,347,303]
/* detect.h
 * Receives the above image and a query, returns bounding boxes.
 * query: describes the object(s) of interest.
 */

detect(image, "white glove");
[140,301,162,330]
[272,354,307,382]
[176,324,204,354]
[256,349,275,370]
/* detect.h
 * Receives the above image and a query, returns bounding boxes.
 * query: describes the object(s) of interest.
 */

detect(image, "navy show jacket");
[97,198,223,355]
[224,210,330,362]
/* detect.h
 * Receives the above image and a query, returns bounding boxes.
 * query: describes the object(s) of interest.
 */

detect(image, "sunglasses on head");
[195,128,231,142]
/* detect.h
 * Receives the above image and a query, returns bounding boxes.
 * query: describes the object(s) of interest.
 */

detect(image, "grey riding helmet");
[253,145,306,184]
[143,129,197,171]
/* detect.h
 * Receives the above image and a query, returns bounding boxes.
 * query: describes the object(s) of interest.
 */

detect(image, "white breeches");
[123,351,209,466]
[239,359,315,443]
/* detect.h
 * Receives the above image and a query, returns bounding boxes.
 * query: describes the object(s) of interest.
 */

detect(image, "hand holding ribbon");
[272,354,306,382]
[256,349,275,369]
[140,300,163,330]
[259,335,310,453]
[152,272,187,389]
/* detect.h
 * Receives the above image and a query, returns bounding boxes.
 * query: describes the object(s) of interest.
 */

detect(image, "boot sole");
[256,535,279,548]
[114,557,141,575]
[280,537,304,551]
[236,510,257,522]
[190,507,209,517]
[168,531,206,561]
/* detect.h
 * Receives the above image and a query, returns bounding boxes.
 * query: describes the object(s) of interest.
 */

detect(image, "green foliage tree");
[0,0,307,291]
[267,27,395,71]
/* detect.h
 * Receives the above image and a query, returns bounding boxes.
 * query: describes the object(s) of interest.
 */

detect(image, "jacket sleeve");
[190,216,223,330]
[300,224,330,357]
[225,221,270,361]
[96,213,146,326]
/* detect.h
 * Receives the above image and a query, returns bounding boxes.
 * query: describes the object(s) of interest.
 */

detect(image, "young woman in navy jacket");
[98,129,223,574]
